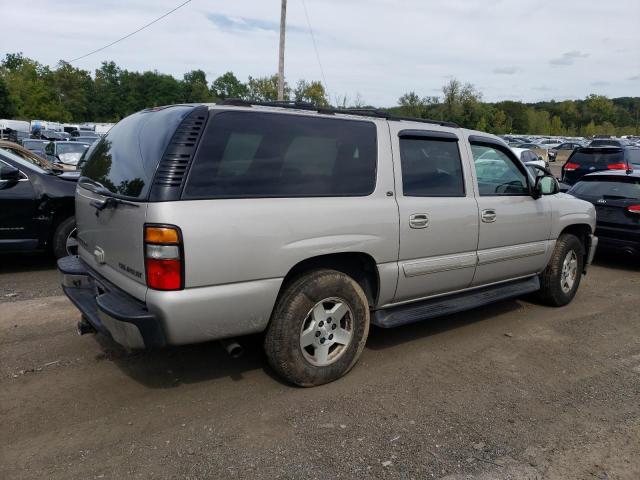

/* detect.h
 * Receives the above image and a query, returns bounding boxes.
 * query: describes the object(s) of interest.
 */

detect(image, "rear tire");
[538,234,584,306]
[264,269,370,387]
[52,217,77,259]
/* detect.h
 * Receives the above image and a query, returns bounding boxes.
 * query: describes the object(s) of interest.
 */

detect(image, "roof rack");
[219,99,459,128]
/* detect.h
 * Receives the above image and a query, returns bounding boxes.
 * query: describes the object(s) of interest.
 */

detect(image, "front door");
[391,126,479,303]
[467,138,552,286]
[0,159,37,243]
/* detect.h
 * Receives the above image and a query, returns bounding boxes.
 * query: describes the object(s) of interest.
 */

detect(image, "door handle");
[481,209,497,223]
[409,213,429,229]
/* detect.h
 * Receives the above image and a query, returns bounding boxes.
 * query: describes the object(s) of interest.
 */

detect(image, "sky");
[2,0,639,106]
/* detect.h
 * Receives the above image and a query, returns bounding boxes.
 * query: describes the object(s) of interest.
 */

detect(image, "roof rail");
[218,99,459,128]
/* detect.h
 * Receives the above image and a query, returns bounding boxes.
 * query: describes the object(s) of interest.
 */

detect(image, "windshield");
[57,143,88,155]
[570,178,640,199]
[0,148,48,174]
[23,140,46,150]
[571,150,624,166]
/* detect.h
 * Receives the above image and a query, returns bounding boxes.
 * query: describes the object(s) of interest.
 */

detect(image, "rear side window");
[570,178,640,199]
[183,112,377,198]
[399,137,465,196]
[571,150,624,166]
[81,105,196,199]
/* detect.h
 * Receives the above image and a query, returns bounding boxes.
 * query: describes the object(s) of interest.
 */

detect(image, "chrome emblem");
[597,199,607,204]
[589,166,595,170]
[94,246,106,264]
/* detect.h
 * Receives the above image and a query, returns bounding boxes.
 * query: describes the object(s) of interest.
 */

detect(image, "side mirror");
[535,174,559,196]
[0,164,21,182]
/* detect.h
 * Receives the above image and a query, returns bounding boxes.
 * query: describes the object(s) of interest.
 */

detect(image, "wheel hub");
[300,297,353,366]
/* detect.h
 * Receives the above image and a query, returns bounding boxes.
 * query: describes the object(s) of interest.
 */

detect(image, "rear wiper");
[90,196,139,216]
[79,177,139,215]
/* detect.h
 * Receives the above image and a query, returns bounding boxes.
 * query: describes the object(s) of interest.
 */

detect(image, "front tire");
[538,234,584,306]
[264,269,370,387]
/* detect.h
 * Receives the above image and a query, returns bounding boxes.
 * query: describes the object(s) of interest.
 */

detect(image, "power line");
[300,0,329,96]
[67,0,192,63]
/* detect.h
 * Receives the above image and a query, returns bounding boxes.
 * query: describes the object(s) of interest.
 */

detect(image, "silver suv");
[59,101,597,386]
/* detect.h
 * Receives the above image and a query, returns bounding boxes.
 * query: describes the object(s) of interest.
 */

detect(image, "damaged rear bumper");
[58,256,166,349]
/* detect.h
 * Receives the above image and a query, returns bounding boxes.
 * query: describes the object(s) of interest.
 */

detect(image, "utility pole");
[277,0,287,101]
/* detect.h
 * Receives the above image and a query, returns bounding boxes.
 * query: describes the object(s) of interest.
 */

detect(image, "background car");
[511,147,549,169]
[548,141,584,163]
[562,146,640,185]
[43,141,90,170]
[0,140,55,170]
[0,148,78,257]
[568,170,640,256]
[20,138,49,157]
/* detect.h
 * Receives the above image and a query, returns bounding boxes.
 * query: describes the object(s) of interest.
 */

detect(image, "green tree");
[0,76,15,117]
[211,71,248,100]
[491,110,507,134]
[92,61,123,121]
[247,74,288,101]
[398,91,429,118]
[182,69,212,103]
[54,61,93,121]
[294,80,328,106]
[549,115,564,135]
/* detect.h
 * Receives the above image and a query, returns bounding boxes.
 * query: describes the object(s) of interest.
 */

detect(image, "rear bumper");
[58,256,166,349]
[597,234,640,254]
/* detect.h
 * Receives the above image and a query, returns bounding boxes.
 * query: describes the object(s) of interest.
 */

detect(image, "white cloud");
[1,0,639,105]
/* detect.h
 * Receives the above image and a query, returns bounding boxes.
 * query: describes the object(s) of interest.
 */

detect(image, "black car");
[561,146,640,185]
[568,170,640,256]
[548,141,584,162]
[0,148,78,258]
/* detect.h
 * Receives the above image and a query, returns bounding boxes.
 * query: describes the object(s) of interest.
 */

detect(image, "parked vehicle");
[74,136,100,145]
[21,139,49,157]
[0,141,53,170]
[0,148,78,258]
[58,102,597,386]
[562,146,640,185]
[0,119,30,142]
[589,138,629,148]
[568,170,640,256]
[43,141,90,169]
[548,141,584,163]
[511,147,549,169]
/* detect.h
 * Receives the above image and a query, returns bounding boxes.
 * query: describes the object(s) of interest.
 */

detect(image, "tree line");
[1,53,638,136]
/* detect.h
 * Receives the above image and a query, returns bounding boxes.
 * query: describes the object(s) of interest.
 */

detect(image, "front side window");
[471,144,529,196]
[183,112,377,199]
[399,137,465,197]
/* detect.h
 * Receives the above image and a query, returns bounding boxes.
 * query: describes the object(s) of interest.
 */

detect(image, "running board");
[373,276,540,328]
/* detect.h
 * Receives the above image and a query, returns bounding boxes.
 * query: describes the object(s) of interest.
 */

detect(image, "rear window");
[570,178,640,199]
[570,149,624,166]
[627,149,640,167]
[80,105,196,199]
[183,111,377,199]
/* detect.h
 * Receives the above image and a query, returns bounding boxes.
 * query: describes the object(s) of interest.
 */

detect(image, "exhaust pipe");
[219,339,244,359]
[77,319,97,335]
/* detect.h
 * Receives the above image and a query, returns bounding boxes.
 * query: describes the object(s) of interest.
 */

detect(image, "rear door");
[76,105,201,301]
[467,136,552,286]
[391,125,479,303]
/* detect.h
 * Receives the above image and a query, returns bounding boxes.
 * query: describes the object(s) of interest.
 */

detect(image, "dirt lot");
[1,251,639,480]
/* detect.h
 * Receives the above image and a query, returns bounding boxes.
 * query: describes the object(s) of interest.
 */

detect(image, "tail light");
[144,225,183,290]
[628,205,640,215]
[564,162,580,171]
[607,162,628,170]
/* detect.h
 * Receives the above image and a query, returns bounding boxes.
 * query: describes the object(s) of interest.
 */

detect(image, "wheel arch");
[279,252,380,308]
[558,223,592,270]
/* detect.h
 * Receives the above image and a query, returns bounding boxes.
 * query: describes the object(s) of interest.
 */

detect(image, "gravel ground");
[1,251,639,479]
